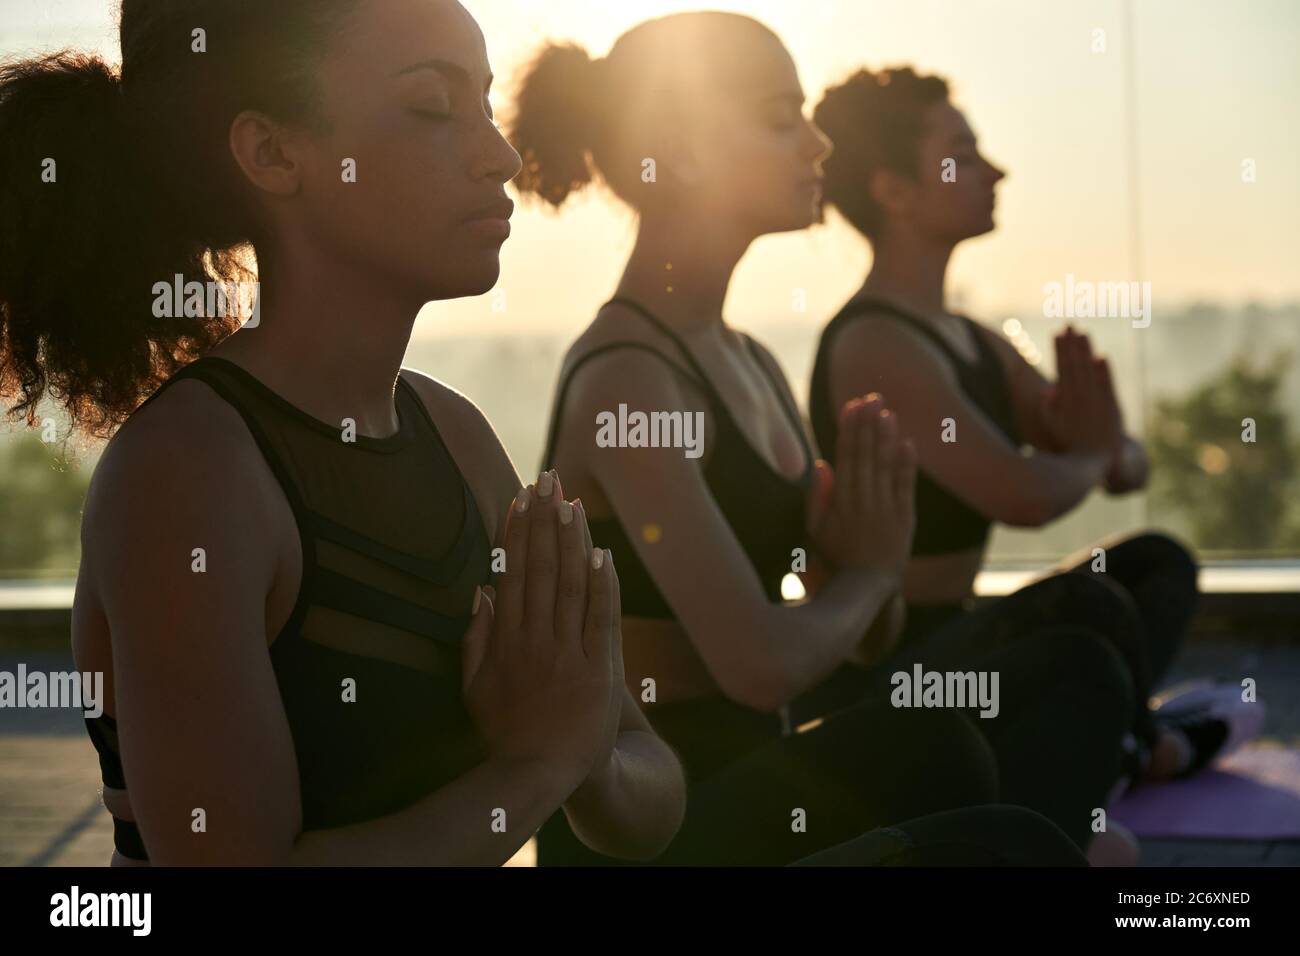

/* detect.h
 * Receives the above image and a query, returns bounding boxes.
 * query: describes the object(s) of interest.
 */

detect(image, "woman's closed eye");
[409,96,453,120]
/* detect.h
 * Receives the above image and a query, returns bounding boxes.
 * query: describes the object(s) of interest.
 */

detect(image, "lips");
[464,198,514,223]
[462,197,514,240]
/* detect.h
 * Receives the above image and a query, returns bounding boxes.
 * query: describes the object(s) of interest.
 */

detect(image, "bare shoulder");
[82,377,284,612]
[831,305,960,386]
[397,367,519,541]
[559,305,696,412]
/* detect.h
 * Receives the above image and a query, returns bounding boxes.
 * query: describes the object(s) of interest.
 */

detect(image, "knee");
[906,708,1001,806]
[1113,531,1200,589]
[1045,629,1137,731]
[1053,572,1143,637]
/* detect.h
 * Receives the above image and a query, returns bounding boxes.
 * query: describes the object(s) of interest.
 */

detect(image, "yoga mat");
[1109,746,1300,840]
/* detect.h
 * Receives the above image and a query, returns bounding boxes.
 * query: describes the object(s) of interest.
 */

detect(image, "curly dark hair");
[508,11,780,211]
[0,0,358,439]
[813,66,951,240]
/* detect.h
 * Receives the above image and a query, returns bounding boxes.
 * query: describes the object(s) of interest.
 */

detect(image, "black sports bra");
[809,297,1022,556]
[540,298,814,620]
[84,356,493,862]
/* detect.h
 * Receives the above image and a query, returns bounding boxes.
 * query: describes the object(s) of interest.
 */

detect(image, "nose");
[472,116,523,184]
[805,118,834,165]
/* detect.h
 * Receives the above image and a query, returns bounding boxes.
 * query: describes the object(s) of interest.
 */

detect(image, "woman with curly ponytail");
[513,13,1106,867]
[1,0,686,866]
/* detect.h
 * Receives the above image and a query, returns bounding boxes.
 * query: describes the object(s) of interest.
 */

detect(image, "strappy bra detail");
[83,356,493,862]
[541,298,813,620]
[809,296,1022,556]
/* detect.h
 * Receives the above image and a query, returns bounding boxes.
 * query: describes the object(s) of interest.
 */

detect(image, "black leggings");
[789,625,1134,850]
[898,532,1198,750]
[791,804,1085,866]
[539,697,993,865]
[538,645,1124,865]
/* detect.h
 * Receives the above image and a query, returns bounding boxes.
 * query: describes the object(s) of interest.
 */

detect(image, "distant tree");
[1147,353,1300,555]
[0,434,91,576]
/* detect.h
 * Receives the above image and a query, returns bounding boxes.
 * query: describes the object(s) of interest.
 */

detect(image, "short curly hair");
[813,66,951,240]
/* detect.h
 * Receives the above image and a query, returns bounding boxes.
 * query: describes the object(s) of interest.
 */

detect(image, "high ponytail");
[508,12,782,214]
[0,0,358,440]
[0,52,236,440]
[509,43,606,209]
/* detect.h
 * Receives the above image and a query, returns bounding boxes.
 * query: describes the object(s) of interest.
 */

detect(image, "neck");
[614,210,754,334]
[859,226,955,318]
[212,237,422,437]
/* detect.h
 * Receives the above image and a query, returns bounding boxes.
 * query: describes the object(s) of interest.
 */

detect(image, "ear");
[868,166,913,219]
[228,110,304,198]
[658,126,707,190]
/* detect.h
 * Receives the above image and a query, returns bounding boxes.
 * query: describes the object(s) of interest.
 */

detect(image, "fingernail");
[559,500,574,525]
[483,584,496,602]
[537,470,554,499]
[514,487,530,512]
[592,549,605,570]
[472,586,482,615]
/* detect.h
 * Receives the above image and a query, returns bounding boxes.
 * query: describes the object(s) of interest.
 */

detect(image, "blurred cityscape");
[3,299,1298,580]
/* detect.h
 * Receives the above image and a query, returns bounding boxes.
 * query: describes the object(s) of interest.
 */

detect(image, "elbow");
[713,652,797,715]
[996,494,1055,528]
[991,477,1064,528]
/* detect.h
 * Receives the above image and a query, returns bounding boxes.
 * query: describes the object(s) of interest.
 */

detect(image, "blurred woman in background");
[510,12,1132,864]
[810,65,1259,797]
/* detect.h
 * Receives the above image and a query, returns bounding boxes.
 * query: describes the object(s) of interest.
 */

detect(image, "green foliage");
[0,434,91,576]
[1148,353,1300,555]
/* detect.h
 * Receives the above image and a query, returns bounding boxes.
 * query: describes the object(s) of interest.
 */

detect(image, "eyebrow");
[394,58,493,90]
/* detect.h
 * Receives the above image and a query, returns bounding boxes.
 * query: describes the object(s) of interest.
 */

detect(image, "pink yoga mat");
[1109,747,1300,840]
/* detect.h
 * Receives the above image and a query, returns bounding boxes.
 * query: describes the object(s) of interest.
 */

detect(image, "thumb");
[461,585,493,695]
[806,459,834,533]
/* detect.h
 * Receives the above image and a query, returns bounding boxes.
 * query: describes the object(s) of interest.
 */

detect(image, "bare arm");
[87,382,604,865]
[561,349,901,714]
[401,371,685,861]
[828,316,1109,528]
[981,325,1148,494]
[747,340,907,659]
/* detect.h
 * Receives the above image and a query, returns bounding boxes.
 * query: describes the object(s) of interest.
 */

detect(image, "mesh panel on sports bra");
[83,355,494,859]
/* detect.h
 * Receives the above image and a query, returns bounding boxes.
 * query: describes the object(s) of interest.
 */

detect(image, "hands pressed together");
[806,393,918,667]
[807,393,918,585]
[462,471,625,794]
[1040,326,1125,461]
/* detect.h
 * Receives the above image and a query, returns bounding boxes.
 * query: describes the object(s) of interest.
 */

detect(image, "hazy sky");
[4,0,1296,340]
